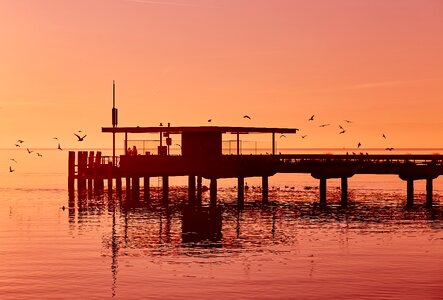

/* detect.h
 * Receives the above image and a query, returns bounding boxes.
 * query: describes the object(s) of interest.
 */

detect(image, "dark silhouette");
[9,166,14,172]
[57,143,63,150]
[280,134,286,138]
[301,135,307,139]
[17,140,24,143]
[344,120,352,123]
[357,142,361,148]
[208,119,212,123]
[36,153,43,157]
[382,134,386,139]
[53,137,58,140]
[385,147,394,151]
[27,148,33,154]
[10,158,17,163]
[339,130,346,134]
[319,124,330,127]
[339,125,344,130]
[243,115,251,119]
[74,133,87,141]
[308,115,314,121]
[132,145,138,155]
[15,144,20,147]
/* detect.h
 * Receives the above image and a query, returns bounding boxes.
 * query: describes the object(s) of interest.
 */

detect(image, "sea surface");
[1,149,442,299]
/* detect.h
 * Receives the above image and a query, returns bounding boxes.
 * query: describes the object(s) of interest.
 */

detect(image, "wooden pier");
[68,126,443,208]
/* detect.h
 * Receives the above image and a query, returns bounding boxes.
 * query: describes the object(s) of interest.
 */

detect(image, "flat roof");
[102,126,298,134]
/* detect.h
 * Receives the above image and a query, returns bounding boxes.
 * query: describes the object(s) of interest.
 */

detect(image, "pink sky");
[0,0,442,152]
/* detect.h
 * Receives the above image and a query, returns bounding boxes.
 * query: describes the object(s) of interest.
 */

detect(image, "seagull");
[57,143,63,150]
[53,137,58,140]
[36,153,43,157]
[344,120,352,123]
[15,144,20,147]
[339,125,345,130]
[382,134,386,139]
[339,130,346,134]
[9,166,14,173]
[319,124,330,127]
[17,140,24,143]
[74,133,87,141]
[208,119,212,123]
[280,134,286,138]
[385,147,394,151]
[27,148,33,154]
[357,142,361,148]
[301,135,307,139]
[308,115,314,121]
[243,115,251,119]
[10,159,17,163]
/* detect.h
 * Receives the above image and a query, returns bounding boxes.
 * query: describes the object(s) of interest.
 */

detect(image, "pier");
[68,126,443,208]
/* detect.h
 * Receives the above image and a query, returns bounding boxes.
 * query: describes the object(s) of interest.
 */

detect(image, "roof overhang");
[102,126,298,134]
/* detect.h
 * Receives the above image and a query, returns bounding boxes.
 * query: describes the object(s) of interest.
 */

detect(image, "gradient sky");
[1,0,442,152]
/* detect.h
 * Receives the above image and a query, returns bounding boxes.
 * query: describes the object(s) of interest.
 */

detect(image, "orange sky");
[0,0,442,152]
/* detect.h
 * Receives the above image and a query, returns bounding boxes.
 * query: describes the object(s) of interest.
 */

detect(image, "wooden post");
[77,151,87,192]
[162,176,169,204]
[88,151,94,191]
[132,177,140,200]
[272,132,275,155]
[68,151,75,191]
[238,177,244,206]
[210,178,217,207]
[116,176,122,195]
[188,175,196,205]
[197,176,202,205]
[107,162,113,192]
[144,176,150,201]
[262,175,269,204]
[341,177,348,206]
[426,178,433,208]
[125,177,131,200]
[407,179,414,208]
[320,178,327,205]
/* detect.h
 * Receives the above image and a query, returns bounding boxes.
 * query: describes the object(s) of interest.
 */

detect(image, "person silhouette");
[127,147,132,156]
[132,145,138,155]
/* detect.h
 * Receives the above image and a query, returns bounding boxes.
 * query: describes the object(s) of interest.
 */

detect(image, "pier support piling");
[144,177,150,201]
[210,178,217,207]
[262,176,269,204]
[188,175,196,205]
[238,177,244,206]
[341,177,348,206]
[68,151,75,191]
[162,176,169,204]
[116,177,122,195]
[132,177,140,200]
[426,178,433,208]
[197,176,202,205]
[407,179,414,208]
[319,178,327,205]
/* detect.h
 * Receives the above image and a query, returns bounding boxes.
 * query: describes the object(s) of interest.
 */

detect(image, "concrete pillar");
[210,178,217,207]
[407,179,414,207]
[238,177,244,206]
[162,176,169,203]
[188,175,196,205]
[341,177,348,206]
[320,178,327,205]
[197,176,202,205]
[262,176,269,204]
[426,178,433,208]
[144,177,150,201]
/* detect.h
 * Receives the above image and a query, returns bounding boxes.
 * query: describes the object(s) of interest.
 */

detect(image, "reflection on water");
[1,185,442,299]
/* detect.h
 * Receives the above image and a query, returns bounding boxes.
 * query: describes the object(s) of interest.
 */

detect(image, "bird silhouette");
[243,115,251,119]
[308,115,314,121]
[57,143,63,150]
[301,135,307,139]
[357,142,362,148]
[339,130,346,134]
[17,140,24,143]
[344,120,352,123]
[53,137,58,140]
[382,134,386,139]
[385,147,394,151]
[74,133,87,141]
[10,158,17,163]
[36,153,43,157]
[15,144,20,147]
[339,125,344,130]
[208,119,212,123]
[280,134,286,138]
[319,124,330,127]
[9,166,14,173]
[27,148,33,154]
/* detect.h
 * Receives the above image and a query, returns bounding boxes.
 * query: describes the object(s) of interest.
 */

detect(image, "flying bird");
[280,134,286,138]
[339,130,346,134]
[243,115,251,119]
[208,119,212,123]
[339,125,344,130]
[9,166,14,173]
[385,147,394,151]
[36,153,43,157]
[308,115,314,121]
[74,133,87,141]
[382,134,386,139]
[17,140,24,143]
[57,143,63,150]
[10,159,17,163]
[27,148,33,154]
[357,142,362,148]
[15,144,20,147]
[344,120,352,123]
[53,137,58,140]
[301,135,307,139]
[319,124,330,127]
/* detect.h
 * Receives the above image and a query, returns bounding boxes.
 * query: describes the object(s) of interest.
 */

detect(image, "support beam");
[238,177,244,206]
[210,178,217,207]
[197,176,202,205]
[107,162,113,193]
[426,178,433,208]
[68,151,75,191]
[188,175,196,205]
[236,132,240,155]
[341,177,348,206]
[116,177,122,195]
[162,176,169,204]
[319,178,327,205]
[132,177,140,200]
[144,177,150,201]
[407,179,414,208]
[262,176,269,204]
[88,151,94,191]
[272,132,275,155]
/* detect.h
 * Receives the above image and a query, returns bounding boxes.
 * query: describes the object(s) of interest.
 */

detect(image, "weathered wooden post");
[262,175,269,204]
[238,176,244,206]
[68,151,75,191]
[319,178,327,205]
[188,175,196,205]
[162,176,169,204]
[426,178,433,208]
[407,179,414,208]
[88,151,94,191]
[144,176,150,201]
[341,177,348,206]
[197,176,202,205]
[210,178,217,207]
[107,161,113,193]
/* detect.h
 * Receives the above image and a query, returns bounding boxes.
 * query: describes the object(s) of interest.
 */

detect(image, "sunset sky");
[1,0,442,152]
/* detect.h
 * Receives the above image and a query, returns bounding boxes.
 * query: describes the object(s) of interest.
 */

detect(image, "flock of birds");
[8,131,87,173]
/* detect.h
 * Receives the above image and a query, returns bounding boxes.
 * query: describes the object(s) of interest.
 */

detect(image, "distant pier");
[68,126,443,208]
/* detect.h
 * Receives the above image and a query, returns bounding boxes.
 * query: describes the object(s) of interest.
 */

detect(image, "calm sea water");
[1,149,442,299]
